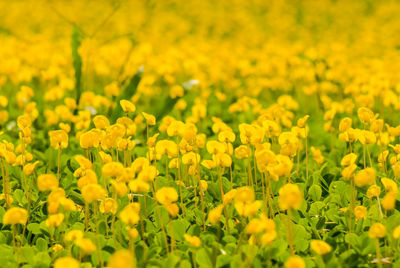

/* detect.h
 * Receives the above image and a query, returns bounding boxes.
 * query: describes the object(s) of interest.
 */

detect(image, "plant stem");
[287,209,295,256]
[375,238,382,268]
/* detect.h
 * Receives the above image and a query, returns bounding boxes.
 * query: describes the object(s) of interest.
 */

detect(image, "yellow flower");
[297,115,309,128]
[354,206,367,220]
[54,257,80,268]
[393,225,400,239]
[81,184,106,203]
[128,227,139,239]
[354,168,376,187]
[142,112,156,125]
[47,187,65,203]
[156,187,178,205]
[181,152,199,166]
[45,213,64,228]
[223,189,237,205]
[213,153,232,167]
[79,129,101,149]
[99,198,118,214]
[310,240,332,255]
[310,146,324,165]
[208,204,223,224]
[99,151,112,163]
[278,183,303,210]
[102,162,124,178]
[341,153,357,166]
[368,223,386,238]
[23,160,40,176]
[169,85,184,99]
[49,130,69,149]
[235,186,254,203]
[74,238,96,255]
[378,150,389,163]
[285,256,305,268]
[0,194,13,204]
[201,159,216,169]
[60,198,76,211]
[65,230,84,242]
[93,115,110,129]
[357,107,374,124]
[382,193,396,211]
[77,169,98,189]
[381,177,398,195]
[206,140,226,155]
[218,130,236,143]
[110,180,128,197]
[267,154,293,180]
[234,145,251,159]
[17,115,32,129]
[105,81,120,97]
[108,250,134,268]
[261,229,277,246]
[339,117,352,132]
[184,234,201,247]
[278,132,299,157]
[74,155,92,170]
[234,187,261,217]
[137,165,157,182]
[175,99,187,110]
[119,203,140,225]
[129,179,150,193]
[156,140,178,158]
[199,180,208,192]
[164,202,180,217]
[3,207,28,225]
[120,99,136,113]
[59,123,71,133]
[37,174,58,191]
[246,218,265,234]
[366,185,381,199]
[52,244,63,252]
[341,164,357,180]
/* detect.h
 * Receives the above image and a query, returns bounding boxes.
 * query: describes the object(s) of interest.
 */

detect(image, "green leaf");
[164,254,179,267]
[308,184,322,201]
[0,206,5,223]
[169,219,190,241]
[33,252,51,267]
[21,246,36,264]
[216,254,231,268]
[27,223,41,235]
[36,237,48,252]
[69,190,85,206]
[345,233,360,251]
[196,248,212,268]
[13,189,26,205]
[309,201,325,216]
[293,224,310,252]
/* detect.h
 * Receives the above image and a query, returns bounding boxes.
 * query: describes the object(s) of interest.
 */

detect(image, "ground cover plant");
[0,0,399,267]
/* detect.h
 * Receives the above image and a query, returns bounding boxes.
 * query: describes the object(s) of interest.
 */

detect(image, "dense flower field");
[0,0,400,267]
